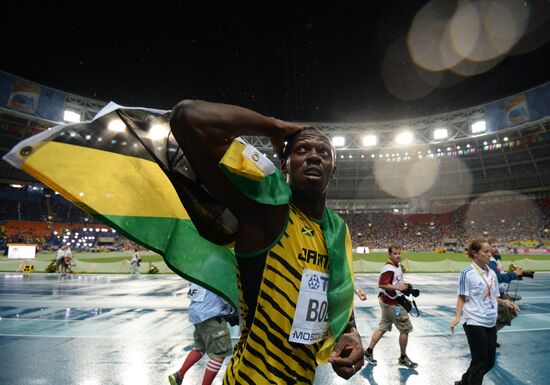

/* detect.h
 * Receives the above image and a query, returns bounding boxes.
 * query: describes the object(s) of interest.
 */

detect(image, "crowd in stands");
[341,198,550,251]
[1,226,131,254]
[341,212,453,251]
[1,183,549,253]
[0,185,100,224]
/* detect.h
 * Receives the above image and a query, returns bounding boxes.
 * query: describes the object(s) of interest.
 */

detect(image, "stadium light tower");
[332,135,346,147]
[63,110,81,123]
[471,120,486,134]
[362,133,378,147]
[149,124,169,140]
[108,119,126,132]
[395,131,414,146]
[433,128,448,140]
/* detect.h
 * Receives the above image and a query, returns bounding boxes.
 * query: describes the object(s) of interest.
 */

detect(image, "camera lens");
[523,271,535,279]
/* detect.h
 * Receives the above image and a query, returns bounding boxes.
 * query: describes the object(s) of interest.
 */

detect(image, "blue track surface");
[0,272,548,385]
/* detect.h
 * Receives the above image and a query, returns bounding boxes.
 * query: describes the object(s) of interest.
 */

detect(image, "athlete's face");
[474,242,491,267]
[283,130,335,198]
[389,248,401,265]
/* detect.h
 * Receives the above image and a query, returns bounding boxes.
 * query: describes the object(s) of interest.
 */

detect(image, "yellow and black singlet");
[223,204,330,385]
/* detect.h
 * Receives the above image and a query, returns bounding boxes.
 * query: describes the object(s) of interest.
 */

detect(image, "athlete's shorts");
[378,301,413,334]
[194,317,233,359]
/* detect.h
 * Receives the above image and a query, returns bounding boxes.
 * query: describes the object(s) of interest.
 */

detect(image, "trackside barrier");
[515,258,550,271]
[0,258,172,274]
[3,257,550,274]
[352,258,550,273]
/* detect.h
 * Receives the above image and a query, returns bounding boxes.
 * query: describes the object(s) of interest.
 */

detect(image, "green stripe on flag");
[99,214,238,306]
[322,208,354,349]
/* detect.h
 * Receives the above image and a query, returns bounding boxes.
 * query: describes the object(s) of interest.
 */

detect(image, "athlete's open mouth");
[304,167,322,178]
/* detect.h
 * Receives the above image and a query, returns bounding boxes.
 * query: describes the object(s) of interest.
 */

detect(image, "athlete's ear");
[331,165,337,180]
[281,156,288,174]
[280,157,291,183]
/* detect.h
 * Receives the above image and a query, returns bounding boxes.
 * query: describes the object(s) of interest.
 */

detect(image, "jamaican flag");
[4,103,354,360]
[3,102,239,305]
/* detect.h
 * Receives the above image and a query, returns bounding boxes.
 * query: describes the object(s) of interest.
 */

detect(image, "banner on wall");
[485,82,550,132]
[505,248,550,255]
[504,94,530,126]
[7,80,41,115]
[0,71,66,122]
[7,244,37,259]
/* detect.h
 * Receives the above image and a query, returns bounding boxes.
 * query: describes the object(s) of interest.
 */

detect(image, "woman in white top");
[450,239,519,385]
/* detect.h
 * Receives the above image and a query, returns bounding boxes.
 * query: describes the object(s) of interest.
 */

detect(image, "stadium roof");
[2,1,550,212]
[2,1,550,122]
[1,75,549,212]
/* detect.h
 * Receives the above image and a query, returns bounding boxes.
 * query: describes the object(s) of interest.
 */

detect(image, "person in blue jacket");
[487,239,523,347]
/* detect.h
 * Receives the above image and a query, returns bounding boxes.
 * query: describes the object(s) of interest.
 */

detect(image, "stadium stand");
[1,71,549,258]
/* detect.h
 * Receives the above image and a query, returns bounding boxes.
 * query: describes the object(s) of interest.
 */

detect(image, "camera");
[509,263,535,279]
[225,307,240,326]
[402,283,420,297]
[522,271,535,279]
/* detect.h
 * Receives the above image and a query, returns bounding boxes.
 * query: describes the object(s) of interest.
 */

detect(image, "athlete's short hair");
[281,127,334,161]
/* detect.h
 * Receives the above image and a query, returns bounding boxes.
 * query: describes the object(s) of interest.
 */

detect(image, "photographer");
[488,239,524,299]
[364,245,418,369]
[169,283,234,385]
[487,239,526,347]
[130,247,142,278]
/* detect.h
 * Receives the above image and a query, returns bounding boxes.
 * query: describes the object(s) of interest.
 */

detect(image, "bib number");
[289,268,330,344]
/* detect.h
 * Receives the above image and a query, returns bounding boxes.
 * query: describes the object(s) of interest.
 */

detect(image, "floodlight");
[332,136,345,147]
[471,120,486,134]
[395,131,413,145]
[108,119,126,132]
[433,128,448,140]
[362,134,378,147]
[149,124,169,140]
[63,110,81,123]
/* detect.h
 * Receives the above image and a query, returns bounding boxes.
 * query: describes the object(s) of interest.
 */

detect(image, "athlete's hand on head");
[269,119,304,158]
[273,118,304,136]
[329,328,364,379]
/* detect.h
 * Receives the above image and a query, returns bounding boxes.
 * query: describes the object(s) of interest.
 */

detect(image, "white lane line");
[0,333,185,340]
[356,312,550,321]
[0,333,240,340]
[0,299,186,309]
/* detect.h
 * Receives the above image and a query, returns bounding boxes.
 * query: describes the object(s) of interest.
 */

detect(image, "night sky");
[4,1,550,122]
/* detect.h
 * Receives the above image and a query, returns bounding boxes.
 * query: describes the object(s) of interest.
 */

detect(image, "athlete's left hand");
[329,327,364,379]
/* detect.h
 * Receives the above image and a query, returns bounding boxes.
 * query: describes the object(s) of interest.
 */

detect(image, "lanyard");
[472,262,494,299]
